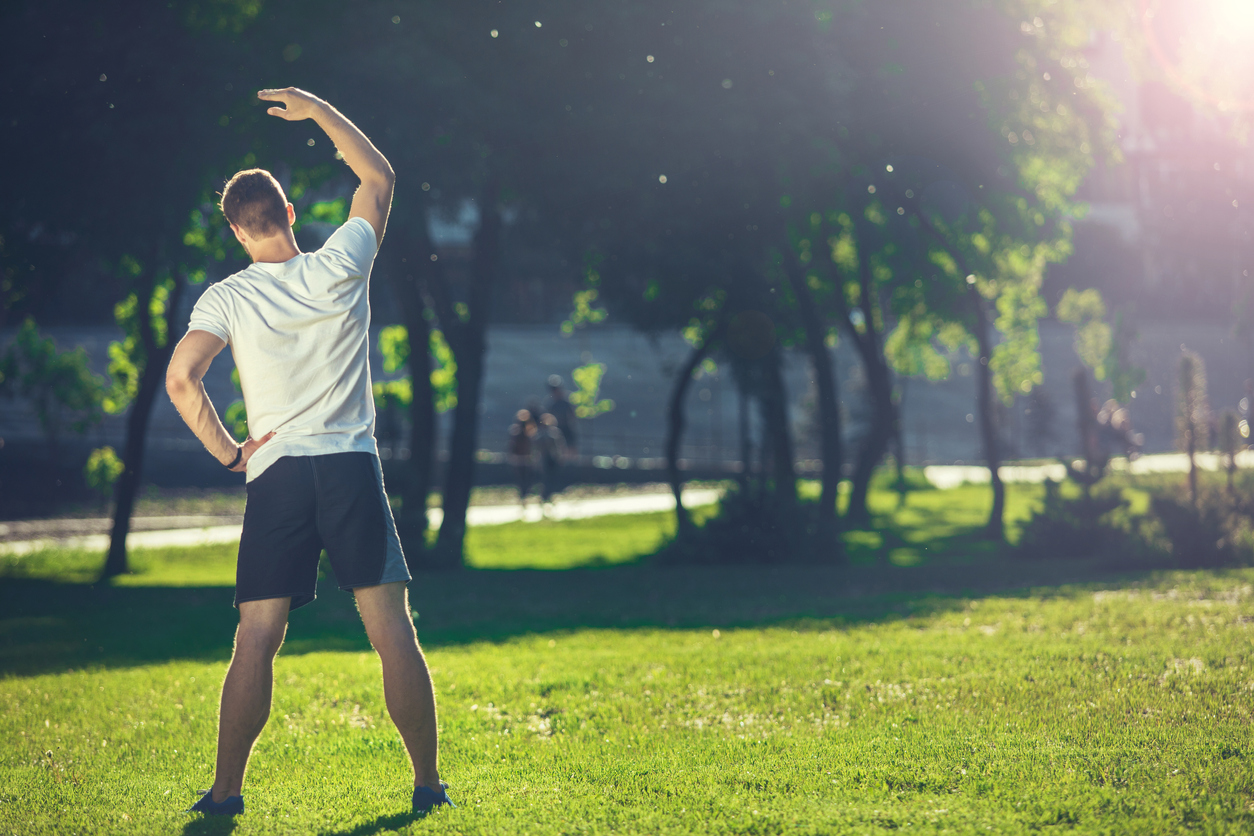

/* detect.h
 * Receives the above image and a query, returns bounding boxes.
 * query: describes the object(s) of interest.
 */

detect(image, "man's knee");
[235,597,291,658]
[354,582,419,649]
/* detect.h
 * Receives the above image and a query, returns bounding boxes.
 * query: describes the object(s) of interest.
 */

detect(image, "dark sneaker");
[412,781,455,814]
[188,790,244,815]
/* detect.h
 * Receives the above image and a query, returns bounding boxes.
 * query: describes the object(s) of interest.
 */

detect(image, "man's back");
[188,216,379,480]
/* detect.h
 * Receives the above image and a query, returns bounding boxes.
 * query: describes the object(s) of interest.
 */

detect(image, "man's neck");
[249,231,302,264]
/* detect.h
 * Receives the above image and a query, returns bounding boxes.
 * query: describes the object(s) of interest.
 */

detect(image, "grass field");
[2,482,1252,834]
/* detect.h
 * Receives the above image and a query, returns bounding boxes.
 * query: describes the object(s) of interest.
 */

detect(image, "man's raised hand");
[258,88,324,122]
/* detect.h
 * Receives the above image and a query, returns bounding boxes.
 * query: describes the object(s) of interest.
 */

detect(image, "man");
[536,412,567,507]
[165,88,452,817]
[546,374,578,454]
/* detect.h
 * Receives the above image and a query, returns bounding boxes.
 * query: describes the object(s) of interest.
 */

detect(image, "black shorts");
[235,452,411,611]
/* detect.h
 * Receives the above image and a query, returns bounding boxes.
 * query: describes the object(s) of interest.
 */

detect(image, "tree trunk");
[782,261,841,521]
[971,284,1005,540]
[911,211,1004,538]
[379,232,439,570]
[667,337,714,533]
[401,303,436,559]
[759,348,797,503]
[102,272,185,579]
[893,379,908,504]
[840,228,897,527]
[736,385,752,492]
[434,180,502,564]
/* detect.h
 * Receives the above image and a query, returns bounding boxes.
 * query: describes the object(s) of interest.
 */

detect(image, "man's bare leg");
[210,597,291,802]
[353,582,441,790]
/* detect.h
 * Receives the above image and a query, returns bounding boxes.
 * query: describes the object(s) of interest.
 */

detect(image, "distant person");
[536,412,567,506]
[164,88,452,817]
[507,408,537,506]
[546,374,578,454]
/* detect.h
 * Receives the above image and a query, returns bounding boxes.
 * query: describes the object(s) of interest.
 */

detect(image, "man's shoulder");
[192,267,265,312]
[208,264,268,292]
[314,218,378,273]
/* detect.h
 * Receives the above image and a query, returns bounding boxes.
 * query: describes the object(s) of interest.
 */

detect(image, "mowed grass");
[2,483,1253,834]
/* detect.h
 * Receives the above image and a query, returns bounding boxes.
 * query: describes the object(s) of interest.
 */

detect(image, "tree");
[1177,349,1210,506]
[780,255,843,525]
[0,0,286,575]
[1057,287,1145,404]
[101,263,188,578]
[667,321,724,533]
[0,318,105,464]
[370,311,458,570]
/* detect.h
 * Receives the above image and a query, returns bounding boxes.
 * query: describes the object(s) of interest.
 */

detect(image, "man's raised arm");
[258,88,395,246]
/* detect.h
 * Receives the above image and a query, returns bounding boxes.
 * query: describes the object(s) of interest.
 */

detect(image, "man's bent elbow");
[367,163,395,188]
[165,370,196,401]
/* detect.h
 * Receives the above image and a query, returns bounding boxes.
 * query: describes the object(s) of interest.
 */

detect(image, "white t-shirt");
[188,217,380,481]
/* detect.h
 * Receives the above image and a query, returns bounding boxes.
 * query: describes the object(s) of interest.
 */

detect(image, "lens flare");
[1141,0,1254,112]
[1210,0,1254,42]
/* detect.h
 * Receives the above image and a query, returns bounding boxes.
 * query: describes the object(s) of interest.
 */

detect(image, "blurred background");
[4,0,1254,571]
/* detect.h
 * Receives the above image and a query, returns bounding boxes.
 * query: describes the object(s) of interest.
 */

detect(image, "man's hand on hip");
[231,431,277,473]
[258,88,325,122]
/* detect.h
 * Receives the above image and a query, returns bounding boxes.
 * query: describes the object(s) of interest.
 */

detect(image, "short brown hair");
[220,169,289,238]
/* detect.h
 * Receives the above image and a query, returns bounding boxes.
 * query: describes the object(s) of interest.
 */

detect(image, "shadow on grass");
[181,814,238,836]
[0,553,1167,679]
[316,810,427,836]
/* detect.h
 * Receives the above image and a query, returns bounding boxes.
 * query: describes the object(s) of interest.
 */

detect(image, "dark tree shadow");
[0,551,1171,678]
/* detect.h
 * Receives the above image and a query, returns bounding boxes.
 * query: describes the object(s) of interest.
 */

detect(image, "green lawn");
[2,484,1252,834]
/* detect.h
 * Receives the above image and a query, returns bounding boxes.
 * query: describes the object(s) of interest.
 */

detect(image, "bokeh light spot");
[658,174,667,183]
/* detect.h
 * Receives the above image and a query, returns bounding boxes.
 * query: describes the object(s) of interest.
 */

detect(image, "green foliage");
[1017,480,1140,561]
[884,314,953,381]
[303,197,347,226]
[103,273,176,415]
[568,361,614,419]
[181,0,264,34]
[182,202,238,266]
[561,288,608,336]
[656,489,838,565]
[0,318,105,446]
[377,324,410,373]
[371,324,458,413]
[83,446,124,500]
[1150,487,1254,569]
[1055,289,1146,403]
[429,329,458,413]
[1057,287,1111,375]
[223,401,249,442]
[224,367,248,441]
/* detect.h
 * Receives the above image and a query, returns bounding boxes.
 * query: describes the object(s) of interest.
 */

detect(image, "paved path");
[2,451,1237,555]
[0,488,721,556]
[922,451,1254,490]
